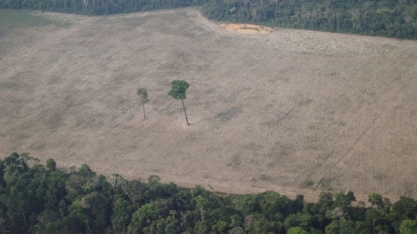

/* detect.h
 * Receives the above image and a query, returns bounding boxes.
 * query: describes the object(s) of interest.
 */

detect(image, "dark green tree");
[111,196,131,233]
[393,196,417,221]
[137,88,149,119]
[168,80,190,125]
[46,158,56,171]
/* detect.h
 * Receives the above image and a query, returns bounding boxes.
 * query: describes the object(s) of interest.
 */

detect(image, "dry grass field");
[1,8,417,202]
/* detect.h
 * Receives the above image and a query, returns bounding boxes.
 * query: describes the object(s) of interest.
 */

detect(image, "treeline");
[201,0,417,39]
[0,0,200,15]
[2,0,417,40]
[1,153,417,233]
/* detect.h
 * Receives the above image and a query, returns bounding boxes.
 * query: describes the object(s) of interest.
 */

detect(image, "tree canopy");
[168,80,189,100]
[0,152,416,233]
[137,88,149,105]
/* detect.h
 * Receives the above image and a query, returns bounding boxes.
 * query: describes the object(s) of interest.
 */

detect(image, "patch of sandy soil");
[219,23,274,34]
[1,8,417,203]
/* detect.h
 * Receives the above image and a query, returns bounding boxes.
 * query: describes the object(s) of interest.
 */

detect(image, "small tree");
[137,88,149,119]
[46,158,57,170]
[168,80,190,125]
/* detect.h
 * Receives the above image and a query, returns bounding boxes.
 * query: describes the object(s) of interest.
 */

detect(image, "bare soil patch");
[1,8,417,202]
[219,23,273,34]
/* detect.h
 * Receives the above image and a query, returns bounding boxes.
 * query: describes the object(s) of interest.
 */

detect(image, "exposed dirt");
[219,23,274,34]
[1,8,417,202]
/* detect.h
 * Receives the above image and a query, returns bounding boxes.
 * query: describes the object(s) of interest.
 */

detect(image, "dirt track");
[1,9,417,202]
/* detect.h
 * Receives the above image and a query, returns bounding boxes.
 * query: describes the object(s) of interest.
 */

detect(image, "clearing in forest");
[1,8,417,202]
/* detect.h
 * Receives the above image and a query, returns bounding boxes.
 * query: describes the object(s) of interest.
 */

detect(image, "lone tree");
[137,88,149,119]
[168,80,190,125]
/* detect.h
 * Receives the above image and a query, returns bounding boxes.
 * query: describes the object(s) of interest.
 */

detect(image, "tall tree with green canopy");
[137,88,149,119]
[168,80,190,125]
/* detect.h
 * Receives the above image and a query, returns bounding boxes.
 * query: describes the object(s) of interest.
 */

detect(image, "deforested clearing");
[1,8,417,202]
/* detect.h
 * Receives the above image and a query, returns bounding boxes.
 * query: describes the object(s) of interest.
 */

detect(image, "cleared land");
[219,23,274,34]
[1,8,417,202]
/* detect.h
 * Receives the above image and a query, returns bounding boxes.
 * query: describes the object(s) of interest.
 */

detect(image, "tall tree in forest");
[168,80,190,125]
[137,88,149,119]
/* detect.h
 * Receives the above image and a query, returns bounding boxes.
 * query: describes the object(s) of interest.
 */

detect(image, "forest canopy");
[1,152,417,233]
[1,0,417,39]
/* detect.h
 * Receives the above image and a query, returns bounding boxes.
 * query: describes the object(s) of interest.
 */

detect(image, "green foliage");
[137,88,150,119]
[369,193,384,208]
[229,226,246,234]
[334,191,350,208]
[46,158,56,171]
[325,222,339,234]
[284,213,313,231]
[301,180,314,188]
[168,79,190,125]
[148,174,160,184]
[0,9,55,29]
[78,164,95,177]
[233,194,261,216]
[193,220,209,233]
[168,80,189,100]
[340,220,359,234]
[214,220,228,232]
[111,196,131,233]
[288,226,308,234]
[400,219,417,234]
[0,153,416,233]
[250,217,270,233]
[393,196,417,220]
[137,88,149,105]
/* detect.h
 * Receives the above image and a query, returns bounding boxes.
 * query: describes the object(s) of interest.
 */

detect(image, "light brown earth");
[1,8,417,202]
[219,23,273,34]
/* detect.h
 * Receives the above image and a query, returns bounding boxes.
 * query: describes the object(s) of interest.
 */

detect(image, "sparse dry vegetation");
[1,8,417,202]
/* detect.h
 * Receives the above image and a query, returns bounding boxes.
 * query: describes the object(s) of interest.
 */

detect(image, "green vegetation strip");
[1,0,417,39]
[0,10,53,28]
[0,9,71,29]
[1,152,417,233]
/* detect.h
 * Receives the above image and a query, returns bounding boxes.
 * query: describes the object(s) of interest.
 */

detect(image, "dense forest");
[1,0,417,39]
[1,153,417,233]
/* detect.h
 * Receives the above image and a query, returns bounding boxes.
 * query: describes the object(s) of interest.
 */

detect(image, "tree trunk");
[181,98,189,125]
[142,103,146,119]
